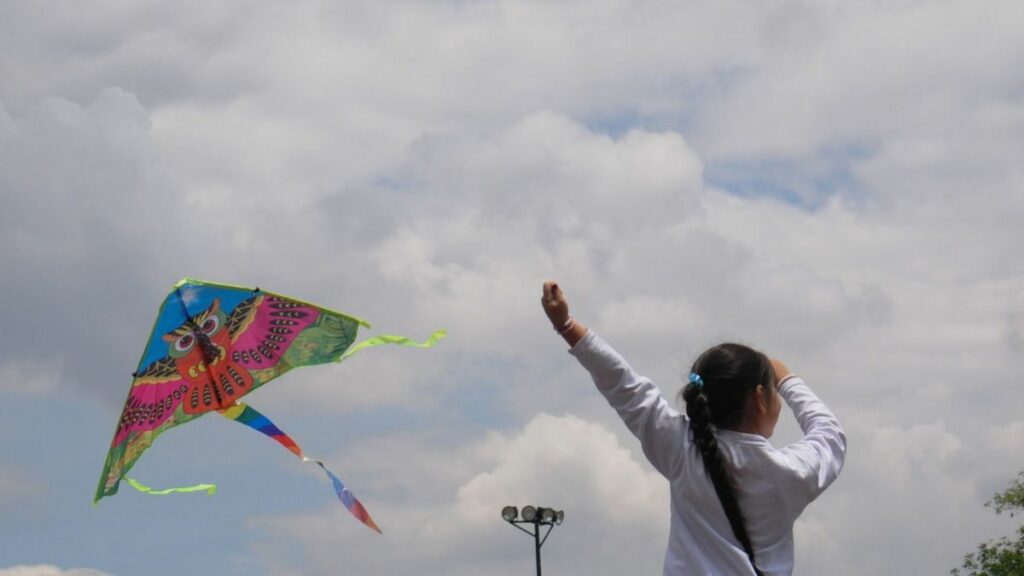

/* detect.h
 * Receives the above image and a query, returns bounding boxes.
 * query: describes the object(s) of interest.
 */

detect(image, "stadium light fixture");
[500,504,565,576]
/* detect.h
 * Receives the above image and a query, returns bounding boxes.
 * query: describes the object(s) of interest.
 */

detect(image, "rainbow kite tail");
[316,461,382,534]
[220,402,381,534]
[220,403,303,458]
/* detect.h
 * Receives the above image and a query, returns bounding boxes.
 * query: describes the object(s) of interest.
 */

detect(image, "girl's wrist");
[555,317,575,335]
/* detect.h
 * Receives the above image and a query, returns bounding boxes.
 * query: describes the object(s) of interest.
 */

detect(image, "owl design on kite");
[114,293,320,445]
[164,298,253,414]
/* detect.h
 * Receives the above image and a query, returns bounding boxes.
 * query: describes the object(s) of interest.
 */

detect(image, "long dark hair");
[681,343,775,576]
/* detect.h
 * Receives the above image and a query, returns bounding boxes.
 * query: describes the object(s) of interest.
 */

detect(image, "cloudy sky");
[2,0,1023,574]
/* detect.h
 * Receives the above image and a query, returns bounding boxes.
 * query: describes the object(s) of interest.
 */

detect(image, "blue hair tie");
[688,372,704,388]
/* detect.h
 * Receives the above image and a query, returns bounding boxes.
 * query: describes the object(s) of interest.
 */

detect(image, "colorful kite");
[95,277,444,533]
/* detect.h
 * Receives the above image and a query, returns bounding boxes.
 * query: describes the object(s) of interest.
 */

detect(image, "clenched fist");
[541,281,570,328]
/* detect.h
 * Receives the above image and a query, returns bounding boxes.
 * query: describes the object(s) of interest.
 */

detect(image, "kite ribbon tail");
[316,460,382,534]
[219,402,382,534]
[123,476,217,496]
[339,329,447,362]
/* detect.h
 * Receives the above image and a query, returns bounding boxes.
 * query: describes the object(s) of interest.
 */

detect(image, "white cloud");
[858,420,964,491]
[456,413,664,524]
[366,111,703,337]
[0,361,61,396]
[0,463,44,516]
[249,413,667,576]
[0,567,113,576]
[696,0,1024,159]
[0,88,174,403]
[1,2,1023,576]
[986,421,1024,456]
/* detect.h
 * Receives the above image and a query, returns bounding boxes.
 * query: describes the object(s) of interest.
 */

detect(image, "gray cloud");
[1,1,1022,575]
[248,413,667,576]
[0,2,261,113]
[0,89,177,404]
[696,0,1024,159]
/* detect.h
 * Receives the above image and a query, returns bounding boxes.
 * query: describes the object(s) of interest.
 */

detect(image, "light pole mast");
[501,505,565,576]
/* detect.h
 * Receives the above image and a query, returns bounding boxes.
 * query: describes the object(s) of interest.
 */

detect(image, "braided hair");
[681,343,775,576]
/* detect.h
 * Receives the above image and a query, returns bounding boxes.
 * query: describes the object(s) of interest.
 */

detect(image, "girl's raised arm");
[543,281,688,478]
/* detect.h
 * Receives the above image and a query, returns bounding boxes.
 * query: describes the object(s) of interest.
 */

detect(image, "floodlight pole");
[533,522,542,576]
[502,507,561,576]
[512,520,550,576]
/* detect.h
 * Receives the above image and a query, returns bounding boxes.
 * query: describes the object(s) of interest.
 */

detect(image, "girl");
[541,281,846,576]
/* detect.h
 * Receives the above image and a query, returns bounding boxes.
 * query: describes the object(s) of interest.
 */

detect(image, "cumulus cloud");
[0,88,179,403]
[1,1,1022,575]
[456,413,664,523]
[239,111,707,414]
[696,0,1024,159]
[0,567,113,576]
[250,413,667,576]
[367,112,704,343]
[0,463,44,517]
[0,361,61,396]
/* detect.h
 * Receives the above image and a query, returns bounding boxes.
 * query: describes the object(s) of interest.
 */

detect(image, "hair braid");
[682,343,774,576]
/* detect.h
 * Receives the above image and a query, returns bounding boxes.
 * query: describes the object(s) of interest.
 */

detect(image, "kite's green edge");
[174,277,372,329]
[94,284,184,505]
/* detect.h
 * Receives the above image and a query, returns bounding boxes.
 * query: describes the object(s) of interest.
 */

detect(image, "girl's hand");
[541,281,571,328]
[542,281,588,347]
[771,358,793,388]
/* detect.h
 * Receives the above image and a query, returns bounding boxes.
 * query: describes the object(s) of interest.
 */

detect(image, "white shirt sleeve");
[776,376,847,512]
[569,330,689,478]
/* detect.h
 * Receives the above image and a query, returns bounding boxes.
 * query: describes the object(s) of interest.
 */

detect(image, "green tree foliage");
[953,470,1024,576]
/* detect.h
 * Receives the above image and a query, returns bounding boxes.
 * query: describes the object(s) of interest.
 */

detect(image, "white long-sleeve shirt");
[570,330,846,576]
